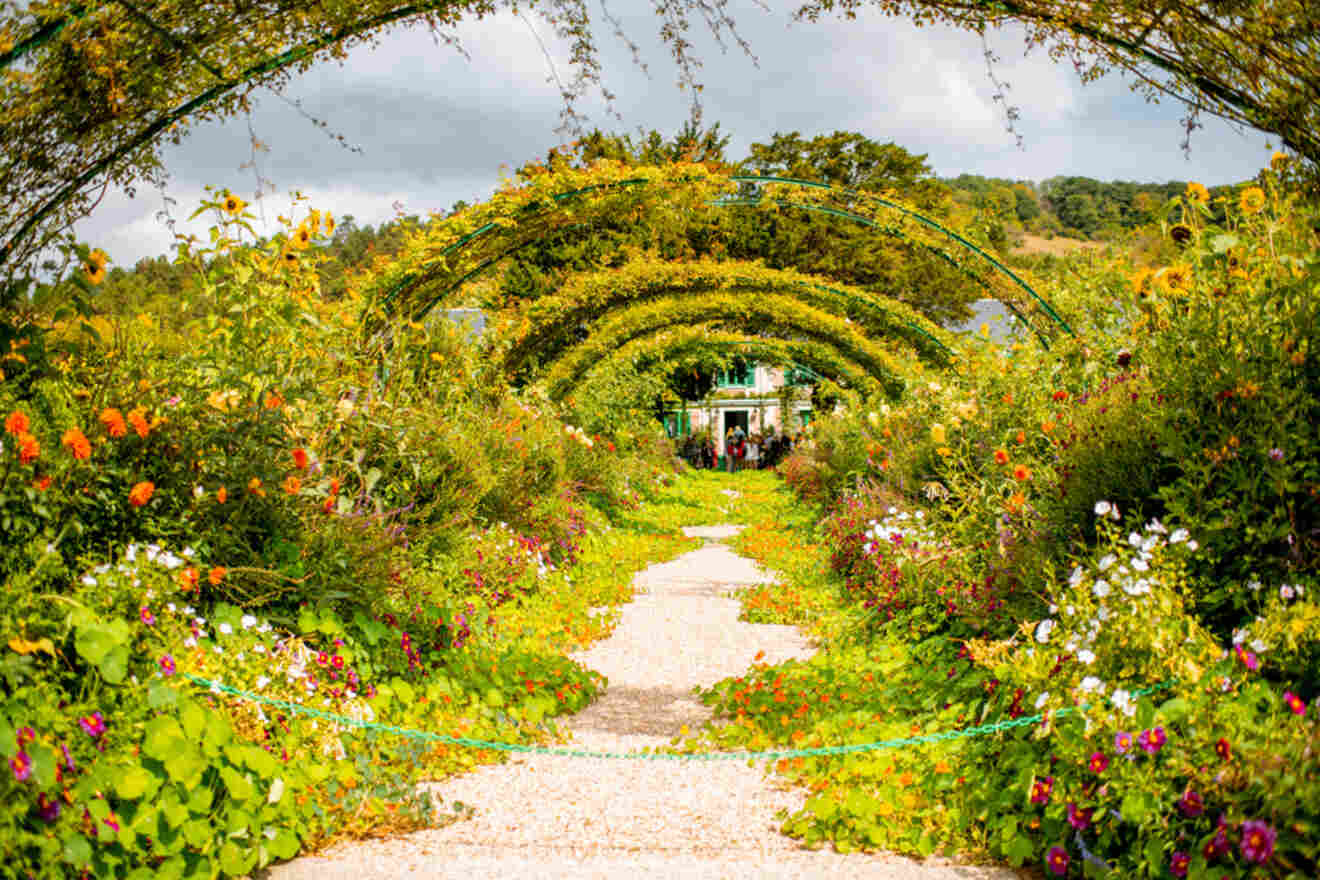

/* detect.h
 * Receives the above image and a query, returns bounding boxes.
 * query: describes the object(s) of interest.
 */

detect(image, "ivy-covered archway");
[534,290,914,401]
[485,256,957,382]
[359,160,1073,345]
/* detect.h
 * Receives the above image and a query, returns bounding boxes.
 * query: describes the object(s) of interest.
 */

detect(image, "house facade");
[662,361,815,457]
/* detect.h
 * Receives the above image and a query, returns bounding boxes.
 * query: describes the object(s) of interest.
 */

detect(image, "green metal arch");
[539,290,913,401]
[570,324,882,402]
[493,259,957,380]
[368,170,1071,347]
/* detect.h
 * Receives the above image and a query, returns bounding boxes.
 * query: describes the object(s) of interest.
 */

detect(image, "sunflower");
[1169,223,1193,245]
[1270,151,1290,172]
[280,247,299,268]
[290,224,312,251]
[1185,182,1210,204]
[222,191,246,217]
[323,212,335,236]
[1130,267,1155,299]
[1239,186,1266,215]
[1154,264,1193,296]
[84,249,107,285]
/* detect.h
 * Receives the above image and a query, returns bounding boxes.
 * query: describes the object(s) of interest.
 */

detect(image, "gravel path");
[267,526,1021,880]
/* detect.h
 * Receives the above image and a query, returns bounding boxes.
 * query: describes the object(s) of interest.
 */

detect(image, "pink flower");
[139,606,155,626]
[1066,802,1092,829]
[1088,751,1109,773]
[1030,776,1053,805]
[1240,819,1276,863]
[1170,851,1190,877]
[1137,726,1166,755]
[1046,845,1069,875]
[16,726,34,748]
[158,654,176,677]
[1114,731,1133,753]
[78,712,106,740]
[1283,691,1306,715]
[10,751,31,782]
[1178,789,1204,817]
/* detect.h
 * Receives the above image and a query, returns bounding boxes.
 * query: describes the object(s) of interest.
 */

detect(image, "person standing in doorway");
[745,433,761,470]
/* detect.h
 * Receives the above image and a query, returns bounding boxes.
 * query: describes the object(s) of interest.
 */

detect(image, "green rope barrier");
[185,673,1175,762]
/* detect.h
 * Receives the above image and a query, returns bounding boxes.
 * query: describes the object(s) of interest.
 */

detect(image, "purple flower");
[1284,691,1306,715]
[36,792,61,823]
[1114,731,1133,753]
[1046,845,1069,876]
[1137,726,1166,755]
[1170,851,1190,877]
[1203,828,1229,861]
[61,743,75,773]
[139,606,155,626]
[10,751,32,782]
[1066,802,1092,829]
[1268,448,1284,462]
[158,654,176,677]
[78,712,106,740]
[1030,776,1053,805]
[16,726,35,748]
[1178,789,1204,817]
[1240,819,1276,864]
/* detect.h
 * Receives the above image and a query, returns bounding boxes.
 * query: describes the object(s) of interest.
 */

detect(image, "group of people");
[677,424,796,472]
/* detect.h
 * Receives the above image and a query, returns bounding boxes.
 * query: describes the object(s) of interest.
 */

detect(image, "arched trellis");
[359,161,1072,346]
[488,256,957,380]
[537,290,914,401]
[567,324,884,405]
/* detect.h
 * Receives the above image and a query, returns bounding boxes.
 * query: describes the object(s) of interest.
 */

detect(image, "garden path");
[266,526,1020,880]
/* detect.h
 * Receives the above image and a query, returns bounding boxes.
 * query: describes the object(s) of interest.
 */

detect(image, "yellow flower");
[936,446,952,458]
[1185,182,1210,204]
[280,247,299,269]
[1270,151,1290,172]
[930,423,946,445]
[1154,264,1193,295]
[323,213,335,236]
[222,191,246,216]
[84,249,108,285]
[290,224,313,251]
[1239,186,1266,215]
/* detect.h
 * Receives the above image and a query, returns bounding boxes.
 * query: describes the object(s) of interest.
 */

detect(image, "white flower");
[1035,692,1050,709]
[1068,566,1084,588]
[1232,628,1247,645]
[80,575,97,587]
[1186,540,1199,551]
[256,676,271,690]
[1093,580,1111,598]
[1131,557,1149,572]
[1145,518,1168,534]
[1080,676,1104,693]
[1098,554,1116,571]
[1097,606,1111,621]
[1248,579,1262,592]
[166,603,176,613]
[182,547,195,558]
[1170,528,1190,544]
[1128,532,1144,547]
[1297,584,1306,596]
[241,614,257,629]
[213,645,224,654]
[1065,605,1075,617]
[183,605,195,615]
[1111,688,1132,710]
[219,622,233,635]
[1094,501,1112,517]
[253,644,265,654]
[1035,619,1055,643]
[1281,584,1296,600]
[193,485,205,499]
[1250,639,1267,653]
[1077,649,1096,665]
[1049,604,1059,614]
[184,637,197,648]
[1141,535,1160,553]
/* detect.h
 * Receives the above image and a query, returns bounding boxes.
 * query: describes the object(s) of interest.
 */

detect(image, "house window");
[717,360,754,388]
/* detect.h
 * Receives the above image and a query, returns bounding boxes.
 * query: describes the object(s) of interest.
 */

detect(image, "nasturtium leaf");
[116,765,159,800]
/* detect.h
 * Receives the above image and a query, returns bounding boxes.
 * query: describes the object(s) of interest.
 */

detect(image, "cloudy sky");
[71,2,1278,269]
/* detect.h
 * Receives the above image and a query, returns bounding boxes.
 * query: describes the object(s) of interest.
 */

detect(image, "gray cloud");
[70,3,1275,267]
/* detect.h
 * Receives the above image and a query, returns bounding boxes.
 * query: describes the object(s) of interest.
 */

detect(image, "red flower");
[4,410,29,435]
[99,408,128,438]
[18,433,39,464]
[1214,738,1231,761]
[61,427,90,460]
[128,481,155,507]
[1052,390,1068,402]
[1030,776,1053,805]
[993,448,1010,465]
[291,447,309,469]
[1088,751,1109,773]
[1045,845,1068,875]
